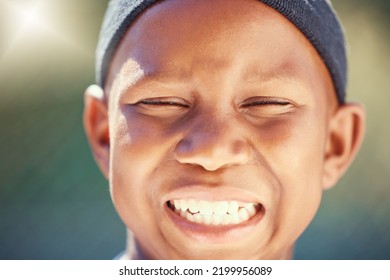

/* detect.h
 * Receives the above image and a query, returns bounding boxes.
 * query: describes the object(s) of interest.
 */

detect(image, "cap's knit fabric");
[96,0,347,103]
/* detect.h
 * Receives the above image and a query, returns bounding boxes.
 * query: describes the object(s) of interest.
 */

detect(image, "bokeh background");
[0,0,389,259]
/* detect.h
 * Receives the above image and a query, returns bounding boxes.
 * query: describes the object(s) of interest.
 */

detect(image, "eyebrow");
[113,71,192,102]
[119,67,192,90]
[238,61,314,103]
[115,59,307,100]
[131,67,301,88]
[242,60,304,85]
[136,73,192,86]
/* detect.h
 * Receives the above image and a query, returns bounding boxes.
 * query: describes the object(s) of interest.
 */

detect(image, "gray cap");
[96,0,347,103]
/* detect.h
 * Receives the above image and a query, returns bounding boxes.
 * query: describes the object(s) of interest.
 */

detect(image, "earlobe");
[83,85,110,178]
[322,103,366,190]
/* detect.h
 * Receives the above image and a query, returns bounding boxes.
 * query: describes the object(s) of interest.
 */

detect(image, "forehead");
[106,0,335,106]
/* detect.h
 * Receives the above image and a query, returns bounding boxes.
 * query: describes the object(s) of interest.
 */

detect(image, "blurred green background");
[0,0,389,259]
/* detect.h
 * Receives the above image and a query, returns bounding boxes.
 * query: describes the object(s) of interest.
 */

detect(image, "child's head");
[83,0,365,259]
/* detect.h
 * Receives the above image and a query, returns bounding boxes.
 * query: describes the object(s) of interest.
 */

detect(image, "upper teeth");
[169,199,258,226]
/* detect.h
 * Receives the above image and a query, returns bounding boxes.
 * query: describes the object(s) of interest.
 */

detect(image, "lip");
[161,186,266,244]
[161,185,264,205]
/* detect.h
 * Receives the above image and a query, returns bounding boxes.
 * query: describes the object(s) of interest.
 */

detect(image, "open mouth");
[167,199,262,226]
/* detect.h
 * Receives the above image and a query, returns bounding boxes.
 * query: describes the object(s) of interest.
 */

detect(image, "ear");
[322,103,366,190]
[83,85,110,178]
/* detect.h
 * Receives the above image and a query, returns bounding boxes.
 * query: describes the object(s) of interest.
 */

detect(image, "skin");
[84,0,365,259]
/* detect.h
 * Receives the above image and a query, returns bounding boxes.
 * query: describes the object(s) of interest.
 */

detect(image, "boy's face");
[85,0,363,259]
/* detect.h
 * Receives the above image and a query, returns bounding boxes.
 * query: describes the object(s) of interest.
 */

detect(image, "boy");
[83,0,365,259]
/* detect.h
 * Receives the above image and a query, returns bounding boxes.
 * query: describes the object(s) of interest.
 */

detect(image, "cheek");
[276,139,324,233]
[108,109,184,256]
[256,112,327,241]
[108,112,169,236]
[109,110,173,178]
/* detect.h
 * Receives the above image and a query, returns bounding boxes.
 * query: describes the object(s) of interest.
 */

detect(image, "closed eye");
[240,97,292,108]
[130,97,191,118]
[135,97,190,108]
[239,96,296,118]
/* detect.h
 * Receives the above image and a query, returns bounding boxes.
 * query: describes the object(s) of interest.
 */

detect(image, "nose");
[174,118,251,171]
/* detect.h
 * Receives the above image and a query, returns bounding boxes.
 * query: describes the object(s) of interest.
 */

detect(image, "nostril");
[174,126,251,171]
